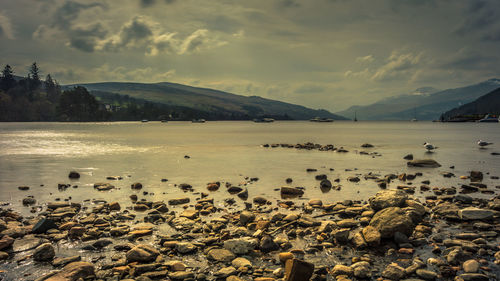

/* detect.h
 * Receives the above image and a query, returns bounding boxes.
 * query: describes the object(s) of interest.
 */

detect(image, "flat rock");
[458,207,494,220]
[12,235,42,252]
[168,198,190,205]
[369,189,408,211]
[407,159,441,168]
[45,261,95,281]
[126,244,160,263]
[223,237,258,254]
[370,207,414,238]
[207,248,235,262]
[33,243,55,261]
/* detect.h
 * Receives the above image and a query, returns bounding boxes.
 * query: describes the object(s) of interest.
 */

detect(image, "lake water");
[1,121,499,216]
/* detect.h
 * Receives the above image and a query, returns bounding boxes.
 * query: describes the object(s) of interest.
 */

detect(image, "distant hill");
[66,81,347,120]
[441,87,500,120]
[336,79,500,120]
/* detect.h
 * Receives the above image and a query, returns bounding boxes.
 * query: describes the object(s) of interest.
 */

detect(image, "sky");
[1,0,499,112]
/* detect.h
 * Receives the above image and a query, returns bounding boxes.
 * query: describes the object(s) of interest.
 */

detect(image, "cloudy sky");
[1,0,499,111]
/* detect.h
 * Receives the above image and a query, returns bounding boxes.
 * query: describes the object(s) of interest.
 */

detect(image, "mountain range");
[68,81,347,120]
[441,87,500,120]
[336,79,500,120]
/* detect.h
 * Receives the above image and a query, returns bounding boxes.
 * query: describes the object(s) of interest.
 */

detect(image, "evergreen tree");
[0,64,16,91]
[28,62,41,92]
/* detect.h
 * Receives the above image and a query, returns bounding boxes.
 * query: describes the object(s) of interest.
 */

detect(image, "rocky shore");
[1,164,500,281]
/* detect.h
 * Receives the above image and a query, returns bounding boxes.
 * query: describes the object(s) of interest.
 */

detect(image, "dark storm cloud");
[101,16,154,52]
[68,37,96,52]
[204,15,243,34]
[455,0,500,39]
[139,0,176,8]
[53,1,106,28]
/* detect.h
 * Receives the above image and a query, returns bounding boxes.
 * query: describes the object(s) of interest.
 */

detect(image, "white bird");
[423,142,437,152]
[477,140,493,147]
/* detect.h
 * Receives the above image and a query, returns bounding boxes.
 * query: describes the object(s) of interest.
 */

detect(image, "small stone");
[131,182,143,189]
[126,244,160,263]
[214,266,237,277]
[463,259,480,273]
[207,248,235,262]
[416,269,438,280]
[232,257,252,268]
[278,252,294,263]
[32,218,57,234]
[43,261,94,281]
[331,264,353,276]
[239,210,255,225]
[382,263,405,280]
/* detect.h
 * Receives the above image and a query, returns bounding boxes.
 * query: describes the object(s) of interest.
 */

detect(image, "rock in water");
[44,261,95,281]
[33,243,55,261]
[458,207,494,220]
[369,207,414,238]
[126,244,160,263]
[280,186,304,196]
[407,159,441,168]
[68,171,80,179]
[284,258,314,281]
[32,218,57,234]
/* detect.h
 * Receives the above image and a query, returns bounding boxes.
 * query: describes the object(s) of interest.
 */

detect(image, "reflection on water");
[0,121,499,214]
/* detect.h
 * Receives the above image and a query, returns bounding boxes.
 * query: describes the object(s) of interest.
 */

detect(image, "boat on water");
[141,119,148,123]
[310,117,334,122]
[478,114,499,123]
[192,119,206,123]
[160,120,168,123]
[253,118,274,123]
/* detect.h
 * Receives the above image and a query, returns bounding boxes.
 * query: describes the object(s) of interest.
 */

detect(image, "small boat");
[310,117,334,122]
[478,114,499,123]
[192,119,206,123]
[354,111,358,122]
[253,118,274,123]
[141,119,148,123]
[160,120,168,123]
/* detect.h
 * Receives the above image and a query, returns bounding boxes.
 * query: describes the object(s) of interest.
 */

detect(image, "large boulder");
[126,244,160,263]
[369,189,408,211]
[45,261,95,281]
[369,207,414,238]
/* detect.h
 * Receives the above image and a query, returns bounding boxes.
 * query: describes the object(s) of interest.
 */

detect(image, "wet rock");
[227,186,243,194]
[369,189,408,211]
[68,171,80,179]
[260,235,279,252]
[361,143,374,148]
[175,242,197,254]
[0,251,8,260]
[232,257,252,268]
[52,256,81,267]
[459,273,489,281]
[284,258,314,281]
[168,198,190,205]
[416,269,438,280]
[361,225,381,246]
[463,259,480,273]
[432,202,460,220]
[403,154,414,160]
[214,266,237,278]
[224,237,258,254]
[22,197,36,205]
[180,209,198,219]
[470,171,483,182]
[280,186,304,196]
[237,189,248,200]
[94,183,115,191]
[126,244,160,263]
[18,186,30,191]
[370,207,414,238]
[131,182,143,189]
[44,261,95,281]
[33,243,55,262]
[108,202,120,210]
[207,248,235,262]
[169,271,195,280]
[458,207,494,220]
[308,199,322,207]
[348,176,360,182]
[382,263,405,280]
[278,252,294,263]
[32,218,57,234]
[407,159,441,168]
[68,226,85,237]
[12,235,41,252]
[239,210,255,225]
[352,261,371,279]
[0,235,14,251]
[207,182,220,191]
[253,196,268,204]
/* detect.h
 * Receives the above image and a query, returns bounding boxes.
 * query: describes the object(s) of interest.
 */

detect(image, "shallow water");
[1,121,500,216]
[1,121,500,280]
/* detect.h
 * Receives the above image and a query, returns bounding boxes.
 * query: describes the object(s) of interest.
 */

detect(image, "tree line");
[0,63,221,122]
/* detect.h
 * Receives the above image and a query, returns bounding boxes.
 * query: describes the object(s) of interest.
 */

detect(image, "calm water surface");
[1,121,499,215]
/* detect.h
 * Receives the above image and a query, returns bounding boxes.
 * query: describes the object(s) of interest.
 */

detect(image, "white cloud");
[371,50,423,81]
[0,12,14,39]
[355,55,374,63]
